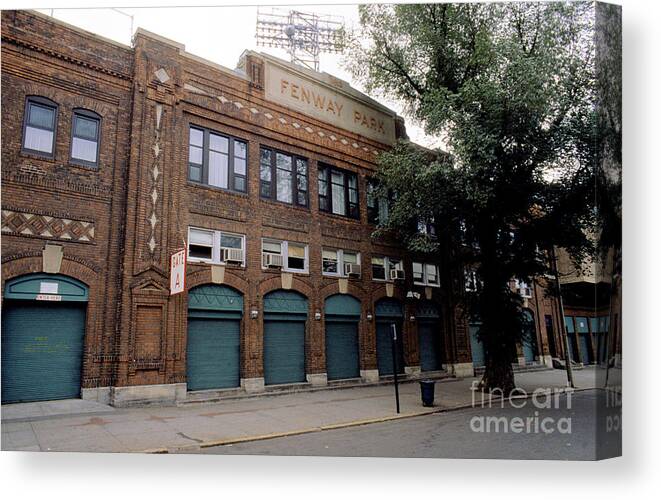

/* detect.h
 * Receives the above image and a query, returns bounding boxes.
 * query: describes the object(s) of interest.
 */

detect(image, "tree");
[345,2,596,392]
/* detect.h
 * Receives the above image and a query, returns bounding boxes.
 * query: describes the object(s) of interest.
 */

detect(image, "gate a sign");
[170,248,186,295]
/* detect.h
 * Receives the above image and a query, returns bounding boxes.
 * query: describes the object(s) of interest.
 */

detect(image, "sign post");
[170,248,186,296]
[391,323,400,414]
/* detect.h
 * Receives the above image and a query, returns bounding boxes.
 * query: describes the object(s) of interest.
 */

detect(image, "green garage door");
[263,290,307,385]
[470,323,485,368]
[2,274,88,404]
[375,298,404,376]
[416,301,442,372]
[521,309,537,364]
[325,295,361,381]
[575,316,592,365]
[187,285,243,391]
[565,317,579,363]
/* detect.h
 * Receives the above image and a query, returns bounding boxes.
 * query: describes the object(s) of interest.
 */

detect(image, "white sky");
[13,1,438,147]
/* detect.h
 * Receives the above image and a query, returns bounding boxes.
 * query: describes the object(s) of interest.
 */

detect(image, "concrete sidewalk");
[1,367,601,453]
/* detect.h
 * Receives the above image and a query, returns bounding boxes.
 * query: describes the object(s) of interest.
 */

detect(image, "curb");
[143,408,441,454]
[144,385,596,454]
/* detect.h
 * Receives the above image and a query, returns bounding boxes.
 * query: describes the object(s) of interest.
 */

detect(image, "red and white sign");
[170,248,186,295]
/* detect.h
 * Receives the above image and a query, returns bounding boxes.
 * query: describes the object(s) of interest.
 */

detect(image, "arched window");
[22,96,58,157]
[70,109,101,167]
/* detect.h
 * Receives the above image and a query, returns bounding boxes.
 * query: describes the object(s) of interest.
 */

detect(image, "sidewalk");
[1,367,601,453]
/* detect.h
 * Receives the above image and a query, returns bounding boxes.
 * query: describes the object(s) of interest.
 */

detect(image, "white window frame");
[465,268,482,292]
[322,248,361,277]
[413,262,440,287]
[372,255,403,282]
[513,279,533,298]
[262,238,309,274]
[187,227,246,266]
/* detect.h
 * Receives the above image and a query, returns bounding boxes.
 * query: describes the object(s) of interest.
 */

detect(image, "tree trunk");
[480,355,515,395]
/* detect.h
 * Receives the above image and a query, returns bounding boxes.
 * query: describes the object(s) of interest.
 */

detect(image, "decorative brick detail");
[2,209,95,243]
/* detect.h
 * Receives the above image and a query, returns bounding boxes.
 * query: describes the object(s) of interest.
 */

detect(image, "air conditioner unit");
[344,263,361,277]
[262,252,284,268]
[390,269,405,281]
[222,247,244,265]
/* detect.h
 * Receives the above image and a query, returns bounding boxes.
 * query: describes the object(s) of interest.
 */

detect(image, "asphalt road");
[191,389,621,460]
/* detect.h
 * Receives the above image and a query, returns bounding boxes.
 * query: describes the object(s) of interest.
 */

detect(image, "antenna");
[256,7,346,72]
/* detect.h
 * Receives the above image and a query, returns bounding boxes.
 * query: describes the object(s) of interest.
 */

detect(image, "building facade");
[1,10,560,406]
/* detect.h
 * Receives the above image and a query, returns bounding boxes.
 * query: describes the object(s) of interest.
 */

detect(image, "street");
[191,389,620,460]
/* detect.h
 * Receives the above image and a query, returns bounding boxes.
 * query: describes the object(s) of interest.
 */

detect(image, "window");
[367,179,390,225]
[514,279,533,298]
[413,262,440,287]
[319,164,359,219]
[260,147,308,206]
[71,110,100,166]
[187,227,245,266]
[22,97,57,156]
[372,256,403,281]
[322,248,361,277]
[188,125,246,193]
[465,269,483,292]
[261,239,308,273]
[417,218,437,237]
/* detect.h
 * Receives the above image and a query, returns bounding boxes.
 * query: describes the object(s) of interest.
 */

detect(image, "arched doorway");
[2,273,88,403]
[187,284,243,391]
[375,298,404,376]
[324,294,361,380]
[263,290,308,385]
[521,309,537,364]
[416,301,443,372]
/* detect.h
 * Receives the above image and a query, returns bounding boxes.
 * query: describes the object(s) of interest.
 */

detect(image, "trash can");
[420,379,435,407]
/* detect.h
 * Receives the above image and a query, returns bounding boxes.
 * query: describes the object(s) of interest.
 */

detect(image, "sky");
[26,1,438,148]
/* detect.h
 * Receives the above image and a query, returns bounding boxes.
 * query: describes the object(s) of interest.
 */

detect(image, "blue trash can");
[420,379,435,407]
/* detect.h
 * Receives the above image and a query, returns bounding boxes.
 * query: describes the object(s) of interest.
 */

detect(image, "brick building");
[1,10,562,406]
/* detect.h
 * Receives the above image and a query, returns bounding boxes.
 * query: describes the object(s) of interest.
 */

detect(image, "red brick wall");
[1,11,558,394]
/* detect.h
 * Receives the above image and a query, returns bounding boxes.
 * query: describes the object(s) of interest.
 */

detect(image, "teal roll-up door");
[325,322,360,380]
[375,298,404,376]
[418,322,441,371]
[2,274,89,404]
[2,301,86,403]
[187,317,240,390]
[564,316,579,362]
[186,285,243,391]
[325,295,360,381]
[416,301,442,372]
[469,323,485,368]
[575,316,592,364]
[521,310,536,364]
[376,321,404,375]
[263,290,307,385]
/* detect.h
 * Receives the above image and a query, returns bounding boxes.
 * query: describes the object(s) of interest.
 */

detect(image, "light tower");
[255,7,346,72]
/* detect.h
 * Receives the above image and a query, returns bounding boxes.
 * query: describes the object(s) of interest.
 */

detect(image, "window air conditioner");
[262,253,284,268]
[344,263,362,277]
[222,248,244,265]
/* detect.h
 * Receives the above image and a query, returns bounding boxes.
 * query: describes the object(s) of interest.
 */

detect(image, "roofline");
[27,9,132,50]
